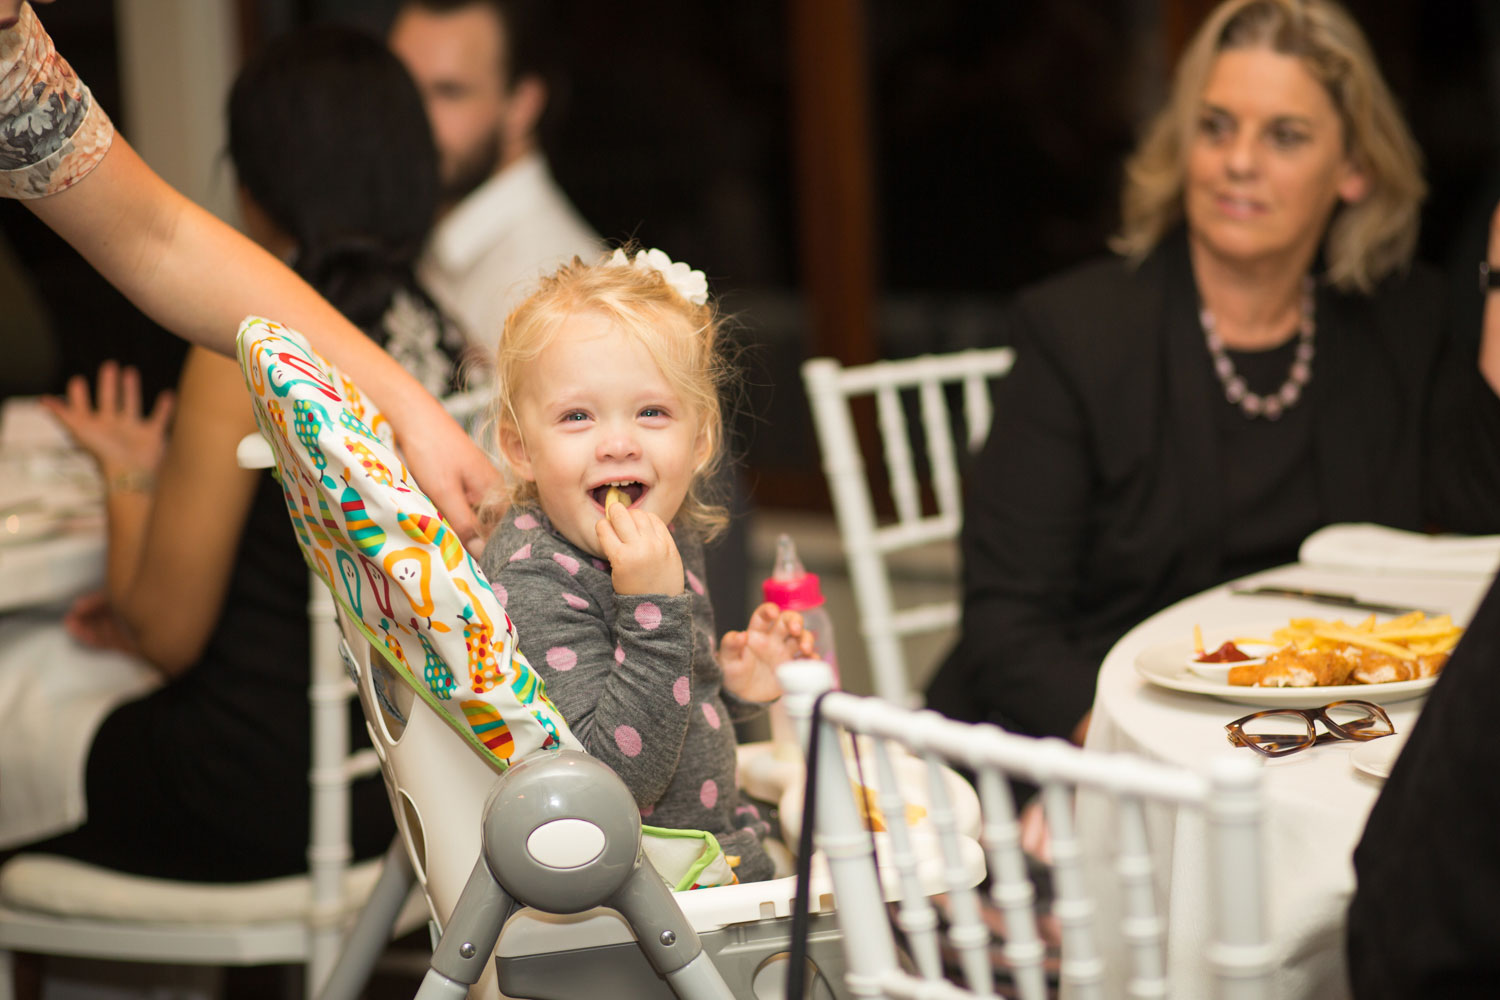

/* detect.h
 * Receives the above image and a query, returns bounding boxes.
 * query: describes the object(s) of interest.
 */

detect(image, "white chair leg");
[0,946,16,1000]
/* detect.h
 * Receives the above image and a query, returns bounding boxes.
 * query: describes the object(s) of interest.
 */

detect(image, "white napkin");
[0,396,72,452]
[0,619,159,849]
[1299,522,1500,578]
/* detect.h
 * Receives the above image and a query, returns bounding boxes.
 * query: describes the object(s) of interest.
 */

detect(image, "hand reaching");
[40,361,174,483]
[718,602,816,703]
[595,501,685,596]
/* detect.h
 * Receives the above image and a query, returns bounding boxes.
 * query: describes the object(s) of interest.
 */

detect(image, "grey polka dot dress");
[480,506,773,883]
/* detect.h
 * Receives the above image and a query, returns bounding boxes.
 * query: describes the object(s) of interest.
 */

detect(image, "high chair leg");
[417,853,520,1000]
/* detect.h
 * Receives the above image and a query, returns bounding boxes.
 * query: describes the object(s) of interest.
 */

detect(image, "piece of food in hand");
[851,781,926,832]
[604,485,628,510]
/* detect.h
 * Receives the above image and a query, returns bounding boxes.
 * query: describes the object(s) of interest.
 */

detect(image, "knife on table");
[1229,585,1445,617]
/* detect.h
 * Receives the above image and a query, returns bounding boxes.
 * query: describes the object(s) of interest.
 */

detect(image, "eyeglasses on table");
[1224,700,1395,758]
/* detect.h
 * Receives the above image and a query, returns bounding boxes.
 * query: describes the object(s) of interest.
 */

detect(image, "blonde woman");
[928,0,1500,746]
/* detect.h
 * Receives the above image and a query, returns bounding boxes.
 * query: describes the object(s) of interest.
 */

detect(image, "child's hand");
[718,602,816,702]
[595,502,685,596]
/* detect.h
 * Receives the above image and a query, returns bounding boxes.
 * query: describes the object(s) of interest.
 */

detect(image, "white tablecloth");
[0,427,154,847]
[1080,563,1489,1000]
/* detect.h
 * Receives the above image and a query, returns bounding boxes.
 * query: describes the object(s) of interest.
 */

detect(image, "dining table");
[1077,558,1492,1000]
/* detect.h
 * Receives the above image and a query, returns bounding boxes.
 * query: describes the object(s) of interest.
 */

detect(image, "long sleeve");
[487,531,696,810]
[0,3,114,199]
[929,306,1109,741]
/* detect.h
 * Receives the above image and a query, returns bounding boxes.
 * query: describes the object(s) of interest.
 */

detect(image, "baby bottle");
[762,534,839,756]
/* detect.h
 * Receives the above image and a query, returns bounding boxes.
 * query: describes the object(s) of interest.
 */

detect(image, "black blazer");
[926,232,1500,740]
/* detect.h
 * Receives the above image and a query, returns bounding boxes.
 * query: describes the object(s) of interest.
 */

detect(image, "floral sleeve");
[0,3,113,199]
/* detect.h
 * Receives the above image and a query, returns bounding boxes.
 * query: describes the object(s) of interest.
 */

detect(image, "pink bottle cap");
[763,572,824,611]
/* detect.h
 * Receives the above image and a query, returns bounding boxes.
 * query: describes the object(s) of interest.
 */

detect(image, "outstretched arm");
[23,136,499,545]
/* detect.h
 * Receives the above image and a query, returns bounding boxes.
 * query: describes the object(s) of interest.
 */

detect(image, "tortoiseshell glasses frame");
[1224,700,1395,758]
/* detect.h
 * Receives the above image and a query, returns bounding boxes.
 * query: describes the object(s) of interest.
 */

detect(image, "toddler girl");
[480,248,812,883]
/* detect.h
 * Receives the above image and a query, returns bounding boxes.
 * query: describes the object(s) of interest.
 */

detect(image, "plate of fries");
[1134,612,1463,708]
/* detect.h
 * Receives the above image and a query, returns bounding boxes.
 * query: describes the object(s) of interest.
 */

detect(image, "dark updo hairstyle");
[227,25,441,339]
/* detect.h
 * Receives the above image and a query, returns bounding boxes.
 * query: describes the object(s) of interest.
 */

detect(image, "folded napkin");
[0,396,72,452]
[1299,523,1500,578]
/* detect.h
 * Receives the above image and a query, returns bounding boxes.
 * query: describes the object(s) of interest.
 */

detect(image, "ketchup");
[1195,641,1253,663]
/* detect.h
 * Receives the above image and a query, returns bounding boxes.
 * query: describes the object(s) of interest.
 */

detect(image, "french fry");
[1311,625,1417,660]
[1221,611,1463,684]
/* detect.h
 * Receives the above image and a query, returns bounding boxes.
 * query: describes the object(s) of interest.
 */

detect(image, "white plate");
[1350,731,1409,779]
[1134,634,1438,708]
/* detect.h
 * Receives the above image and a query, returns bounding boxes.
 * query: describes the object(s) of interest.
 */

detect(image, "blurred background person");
[0,23,463,880]
[389,0,600,355]
[926,0,1500,746]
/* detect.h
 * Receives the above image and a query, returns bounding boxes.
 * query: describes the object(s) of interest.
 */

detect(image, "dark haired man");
[390,0,598,353]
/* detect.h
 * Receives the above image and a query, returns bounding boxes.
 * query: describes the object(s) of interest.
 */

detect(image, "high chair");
[800,350,1014,705]
[232,317,876,1000]
[779,659,1272,1000]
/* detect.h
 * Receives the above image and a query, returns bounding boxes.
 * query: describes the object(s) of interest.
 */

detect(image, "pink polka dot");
[509,543,532,562]
[494,584,508,606]
[562,592,589,610]
[514,513,539,530]
[701,702,721,729]
[639,804,654,818]
[672,676,690,706]
[686,570,705,595]
[700,780,718,810]
[553,552,580,575]
[615,644,626,664]
[615,724,643,757]
[592,558,608,572]
[545,646,577,671]
[634,602,662,630]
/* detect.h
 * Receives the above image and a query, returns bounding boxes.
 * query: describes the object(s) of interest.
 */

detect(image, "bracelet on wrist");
[105,469,156,494]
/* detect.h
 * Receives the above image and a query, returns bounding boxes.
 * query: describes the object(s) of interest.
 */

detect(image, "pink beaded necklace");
[1199,277,1315,420]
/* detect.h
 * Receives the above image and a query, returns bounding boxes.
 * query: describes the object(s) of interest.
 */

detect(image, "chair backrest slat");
[1045,777,1103,1000]
[918,379,962,522]
[870,739,945,980]
[962,371,994,452]
[1117,795,1168,1000]
[876,384,922,526]
[977,770,1050,1000]
[925,753,995,997]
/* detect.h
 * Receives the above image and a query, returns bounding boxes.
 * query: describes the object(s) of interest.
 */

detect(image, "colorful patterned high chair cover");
[234,317,737,890]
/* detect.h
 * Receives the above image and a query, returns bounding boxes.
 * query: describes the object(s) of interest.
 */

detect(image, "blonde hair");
[1111,0,1425,292]
[491,249,734,540]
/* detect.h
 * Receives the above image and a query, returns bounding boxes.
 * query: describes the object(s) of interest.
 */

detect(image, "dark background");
[4,0,1497,508]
